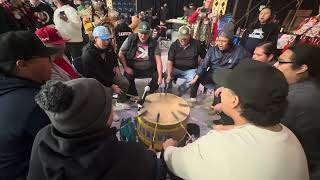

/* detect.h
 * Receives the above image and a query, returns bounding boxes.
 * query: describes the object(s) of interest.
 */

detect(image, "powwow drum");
[137,93,190,151]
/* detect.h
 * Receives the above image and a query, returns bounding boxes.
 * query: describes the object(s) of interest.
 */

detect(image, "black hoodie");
[27,125,157,180]
[241,22,279,54]
[81,42,119,87]
[0,74,50,180]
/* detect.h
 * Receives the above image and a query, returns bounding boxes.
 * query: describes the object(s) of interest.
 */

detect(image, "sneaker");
[187,98,197,107]
[113,101,131,111]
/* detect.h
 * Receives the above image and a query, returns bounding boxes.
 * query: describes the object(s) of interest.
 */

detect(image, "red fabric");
[188,11,199,24]
[212,16,219,43]
[54,57,79,79]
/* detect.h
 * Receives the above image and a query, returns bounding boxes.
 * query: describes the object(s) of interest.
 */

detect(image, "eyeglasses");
[277,58,293,64]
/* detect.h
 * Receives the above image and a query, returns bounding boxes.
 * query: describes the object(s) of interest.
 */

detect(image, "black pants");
[65,42,83,61]
[124,69,160,96]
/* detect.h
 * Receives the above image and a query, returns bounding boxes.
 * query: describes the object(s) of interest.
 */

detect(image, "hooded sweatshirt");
[27,125,157,180]
[0,74,50,180]
[81,42,119,87]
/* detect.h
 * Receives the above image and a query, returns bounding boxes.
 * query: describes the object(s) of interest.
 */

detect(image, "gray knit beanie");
[219,20,235,40]
[35,78,112,135]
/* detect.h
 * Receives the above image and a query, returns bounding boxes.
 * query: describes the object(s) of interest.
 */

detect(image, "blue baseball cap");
[92,26,112,40]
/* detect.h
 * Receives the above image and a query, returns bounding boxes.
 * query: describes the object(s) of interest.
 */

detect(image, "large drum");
[137,93,190,151]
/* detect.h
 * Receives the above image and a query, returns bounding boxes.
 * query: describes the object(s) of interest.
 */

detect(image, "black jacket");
[241,22,279,54]
[0,6,17,34]
[0,74,50,180]
[82,42,119,87]
[27,125,157,180]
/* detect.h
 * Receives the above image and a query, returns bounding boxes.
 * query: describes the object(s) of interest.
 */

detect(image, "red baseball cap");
[35,25,66,45]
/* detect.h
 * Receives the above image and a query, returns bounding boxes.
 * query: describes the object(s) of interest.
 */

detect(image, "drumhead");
[139,93,190,125]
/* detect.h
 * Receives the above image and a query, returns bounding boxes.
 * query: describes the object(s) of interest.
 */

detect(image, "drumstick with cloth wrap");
[151,112,160,149]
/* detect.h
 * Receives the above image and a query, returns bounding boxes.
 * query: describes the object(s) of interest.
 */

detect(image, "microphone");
[138,86,150,110]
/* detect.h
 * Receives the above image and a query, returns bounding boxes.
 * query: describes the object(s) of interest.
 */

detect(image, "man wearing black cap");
[0,31,58,180]
[118,21,163,97]
[162,60,309,180]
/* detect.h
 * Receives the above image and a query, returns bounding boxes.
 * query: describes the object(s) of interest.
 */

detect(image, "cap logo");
[182,29,188,34]
[142,24,147,30]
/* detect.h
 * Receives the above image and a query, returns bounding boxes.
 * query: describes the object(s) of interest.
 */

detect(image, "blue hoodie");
[0,74,50,180]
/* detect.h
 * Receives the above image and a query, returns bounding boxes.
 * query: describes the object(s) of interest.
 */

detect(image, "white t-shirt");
[164,124,309,180]
[53,5,83,43]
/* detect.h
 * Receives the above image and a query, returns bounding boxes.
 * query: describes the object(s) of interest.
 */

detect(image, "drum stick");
[178,110,188,117]
[151,113,160,148]
[171,112,193,140]
[138,109,148,117]
[178,103,189,107]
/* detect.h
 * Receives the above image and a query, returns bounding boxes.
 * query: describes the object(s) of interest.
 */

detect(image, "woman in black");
[241,7,279,54]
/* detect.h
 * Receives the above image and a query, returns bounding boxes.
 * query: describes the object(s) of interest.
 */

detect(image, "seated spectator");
[0,31,56,180]
[165,26,206,105]
[27,78,157,180]
[119,21,162,97]
[274,44,320,180]
[82,26,129,103]
[35,25,80,81]
[252,41,276,65]
[163,60,309,180]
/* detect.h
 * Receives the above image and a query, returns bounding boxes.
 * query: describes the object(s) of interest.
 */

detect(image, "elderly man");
[165,25,206,104]
[163,60,309,180]
[0,31,57,180]
[118,21,162,97]
[274,44,320,180]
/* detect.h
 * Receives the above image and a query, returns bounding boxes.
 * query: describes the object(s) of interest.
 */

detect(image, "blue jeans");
[165,68,199,98]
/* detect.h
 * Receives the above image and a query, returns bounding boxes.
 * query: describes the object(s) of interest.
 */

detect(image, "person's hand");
[113,67,121,75]
[111,84,123,94]
[124,66,133,75]
[196,7,202,13]
[189,77,198,85]
[163,138,178,150]
[60,14,68,22]
[214,87,224,97]
[158,77,163,85]
[165,75,171,84]
[212,103,222,114]
[148,145,157,153]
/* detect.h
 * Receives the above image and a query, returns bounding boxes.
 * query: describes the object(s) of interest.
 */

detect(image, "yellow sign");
[212,0,228,16]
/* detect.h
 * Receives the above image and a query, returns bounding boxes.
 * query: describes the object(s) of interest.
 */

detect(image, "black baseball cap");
[0,31,59,67]
[213,59,289,110]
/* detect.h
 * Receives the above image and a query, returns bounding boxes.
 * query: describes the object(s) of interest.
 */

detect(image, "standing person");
[29,0,54,27]
[163,60,309,180]
[35,25,80,81]
[53,0,83,60]
[0,6,17,33]
[0,31,57,180]
[241,6,279,54]
[160,3,168,22]
[27,78,158,180]
[82,26,129,104]
[274,44,320,180]
[129,11,143,33]
[115,14,132,53]
[119,21,163,97]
